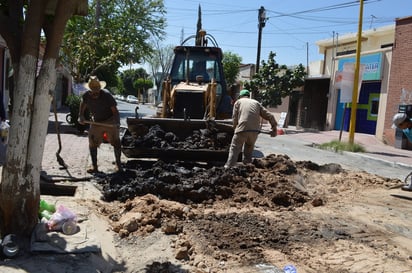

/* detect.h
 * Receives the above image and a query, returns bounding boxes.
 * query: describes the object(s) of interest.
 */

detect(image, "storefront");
[334,52,383,134]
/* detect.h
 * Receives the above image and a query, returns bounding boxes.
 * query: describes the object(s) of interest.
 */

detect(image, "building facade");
[306,16,412,151]
[0,35,72,116]
[226,18,412,146]
[314,24,395,137]
[383,16,412,148]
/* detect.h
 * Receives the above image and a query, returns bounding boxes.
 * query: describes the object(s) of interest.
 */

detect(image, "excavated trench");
[93,127,404,271]
[96,154,326,205]
[93,155,359,266]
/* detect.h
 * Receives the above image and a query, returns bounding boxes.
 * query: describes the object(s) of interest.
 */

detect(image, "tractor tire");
[66,113,73,124]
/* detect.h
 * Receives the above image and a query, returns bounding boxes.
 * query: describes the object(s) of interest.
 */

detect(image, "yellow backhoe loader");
[121,30,235,162]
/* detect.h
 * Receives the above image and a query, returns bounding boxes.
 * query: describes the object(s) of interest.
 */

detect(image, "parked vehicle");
[114,94,123,100]
[126,95,139,104]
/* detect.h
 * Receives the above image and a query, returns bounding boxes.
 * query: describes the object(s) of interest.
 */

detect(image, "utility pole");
[348,0,364,144]
[306,42,309,75]
[255,6,266,74]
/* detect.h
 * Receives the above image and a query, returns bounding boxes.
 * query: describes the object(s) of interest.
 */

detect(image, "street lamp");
[256,6,266,74]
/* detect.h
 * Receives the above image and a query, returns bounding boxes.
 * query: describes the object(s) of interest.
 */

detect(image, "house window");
[336,49,356,56]
[370,98,379,116]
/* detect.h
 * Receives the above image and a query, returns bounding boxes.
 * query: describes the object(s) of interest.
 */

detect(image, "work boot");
[114,148,123,172]
[87,147,98,173]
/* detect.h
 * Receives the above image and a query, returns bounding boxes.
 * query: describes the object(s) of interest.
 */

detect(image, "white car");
[126,95,139,104]
[114,94,123,100]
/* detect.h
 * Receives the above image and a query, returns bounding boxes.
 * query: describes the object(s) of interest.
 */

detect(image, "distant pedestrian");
[78,76,123,173]
[392,112,412,191]
[224,89,278,168]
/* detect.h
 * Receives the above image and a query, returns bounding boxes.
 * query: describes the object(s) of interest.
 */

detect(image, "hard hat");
[239,89,250,97]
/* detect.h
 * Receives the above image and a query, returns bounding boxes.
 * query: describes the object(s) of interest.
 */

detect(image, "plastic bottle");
[62,220,78,235]
[283,265,297,273]
[1,234,19,258]
[39,199,56,213]
[40,209,53,220]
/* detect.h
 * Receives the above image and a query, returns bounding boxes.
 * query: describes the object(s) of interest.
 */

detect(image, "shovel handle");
[260,130,278,137]
[83,120,116,128]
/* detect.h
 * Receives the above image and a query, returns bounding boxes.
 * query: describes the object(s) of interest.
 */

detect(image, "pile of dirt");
[97,154,315,204]
[91,154,410,272]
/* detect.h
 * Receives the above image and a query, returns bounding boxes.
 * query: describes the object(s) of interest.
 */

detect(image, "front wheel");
[66,113,73,124]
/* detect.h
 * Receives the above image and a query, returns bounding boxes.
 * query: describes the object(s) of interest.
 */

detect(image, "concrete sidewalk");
[42,111,125,180]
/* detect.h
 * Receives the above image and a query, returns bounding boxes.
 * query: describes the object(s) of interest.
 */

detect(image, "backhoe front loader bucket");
[121,117,234,163]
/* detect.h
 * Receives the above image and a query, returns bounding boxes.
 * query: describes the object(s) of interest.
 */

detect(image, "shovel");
[83,120,128,139]
[83,120,116,128]
[260,130,279,137]
[53,97,67,169]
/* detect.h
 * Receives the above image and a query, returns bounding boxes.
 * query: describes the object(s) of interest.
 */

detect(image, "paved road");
[255,129,411,181]
[116,100,155,127]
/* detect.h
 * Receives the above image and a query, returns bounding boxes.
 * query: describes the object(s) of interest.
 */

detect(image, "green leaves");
[222,51,242,86]
[61,0,166,83]
[245,51,306,107]
[120,68,151,96]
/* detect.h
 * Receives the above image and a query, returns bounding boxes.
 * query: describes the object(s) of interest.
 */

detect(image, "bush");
[65,94,82,125]
[65,94,89,132]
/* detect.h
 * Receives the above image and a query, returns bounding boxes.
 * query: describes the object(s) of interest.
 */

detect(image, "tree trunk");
[0,55,38,236]
[0,0,85,238]
[28,59,55,186]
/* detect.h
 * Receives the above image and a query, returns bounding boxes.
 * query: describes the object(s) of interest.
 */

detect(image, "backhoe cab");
[160,30,233,120]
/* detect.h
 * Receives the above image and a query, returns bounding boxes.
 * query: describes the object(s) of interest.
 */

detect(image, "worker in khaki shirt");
[224,89,278,168]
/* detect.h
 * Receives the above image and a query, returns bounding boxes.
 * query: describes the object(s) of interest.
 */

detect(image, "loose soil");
[2,154,412,273]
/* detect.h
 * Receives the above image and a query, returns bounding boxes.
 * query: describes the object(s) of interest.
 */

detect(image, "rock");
[175,246,189,260]
[311,197,324,207]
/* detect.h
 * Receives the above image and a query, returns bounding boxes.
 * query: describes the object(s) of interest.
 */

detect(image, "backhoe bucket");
[121,117,234,162]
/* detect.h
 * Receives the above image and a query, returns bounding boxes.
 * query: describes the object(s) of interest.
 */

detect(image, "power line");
[219,42,307,51]
[265,0,381,18]
[163,0,400,65]
[166,1,394,39]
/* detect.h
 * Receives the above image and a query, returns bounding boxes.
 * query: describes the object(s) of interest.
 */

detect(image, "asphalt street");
[255,128,412,181]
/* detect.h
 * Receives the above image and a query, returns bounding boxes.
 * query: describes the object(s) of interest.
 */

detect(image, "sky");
[162,0,411,67]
